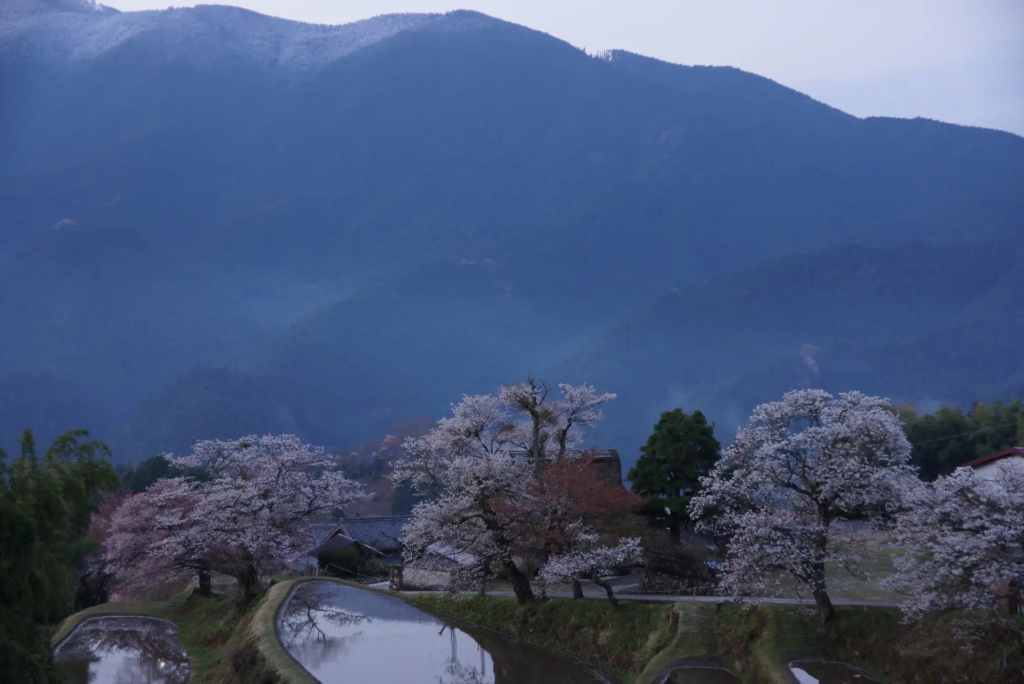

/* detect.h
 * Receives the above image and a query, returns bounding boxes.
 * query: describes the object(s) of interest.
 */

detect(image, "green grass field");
[761,546,905,603]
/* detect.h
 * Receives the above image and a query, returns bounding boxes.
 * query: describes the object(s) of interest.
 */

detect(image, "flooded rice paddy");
[789,660,879,683]
[667,665,742,683]
[53,615,191,684]
[278,581,614,683]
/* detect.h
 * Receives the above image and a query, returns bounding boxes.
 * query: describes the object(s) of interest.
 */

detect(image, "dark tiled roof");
[308,523,339,544]
[568,448,619,460]
[506,448,620,460]
[963,447,1024,468]
[340,516,411,552]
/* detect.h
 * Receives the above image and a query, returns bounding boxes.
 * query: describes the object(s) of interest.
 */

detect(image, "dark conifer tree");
[628,409,720,544]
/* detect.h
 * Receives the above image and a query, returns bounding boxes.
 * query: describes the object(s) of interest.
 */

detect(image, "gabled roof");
[339,516,411,551]
[308,522,340,544]
[302,522,359,559]
[963,447,1024,468]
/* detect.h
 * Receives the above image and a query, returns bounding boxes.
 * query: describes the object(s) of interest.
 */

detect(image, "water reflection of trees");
[465,625,613,684]
[278,584,610,684]
[55,617,191,684]
[278,587,371,670]
[437,625,488,684]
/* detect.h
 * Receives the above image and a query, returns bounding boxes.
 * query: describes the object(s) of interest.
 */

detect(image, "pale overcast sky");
[105,0,1024,135]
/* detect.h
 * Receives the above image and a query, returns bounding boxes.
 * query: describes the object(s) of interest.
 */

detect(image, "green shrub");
[317,546,362,577]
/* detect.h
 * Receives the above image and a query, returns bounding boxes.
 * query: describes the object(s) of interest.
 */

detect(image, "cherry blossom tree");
[76,491,130,608]
[498,378,616,470]
[538,524,642,608]
[887,465,1024,620]
[107,435,365,601]
[689,390,915,624]
[392,381,616,604]
[172,434,365,600]
[394,394,537,602]
[104,479,211,600]
[513,451,641,598]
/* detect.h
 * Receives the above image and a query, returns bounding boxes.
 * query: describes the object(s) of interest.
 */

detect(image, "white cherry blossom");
[689,389,915,623]
[888,465,1024,621]
[393,380,615,603]
[538,523,641,608]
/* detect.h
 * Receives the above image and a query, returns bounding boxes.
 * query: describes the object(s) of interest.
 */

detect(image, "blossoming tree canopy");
[107,434,366,600]
[104,478,209,600]
[391,380,617,604]
[888,465,1024,620]
[538,523,642,608]
[498,379,617,465]
[689,389,916,624]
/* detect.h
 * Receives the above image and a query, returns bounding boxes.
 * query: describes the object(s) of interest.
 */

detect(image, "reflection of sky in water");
[54,616,191,684]
[278,582,608,684]
[669,666,742,683]
[789,661,877,684]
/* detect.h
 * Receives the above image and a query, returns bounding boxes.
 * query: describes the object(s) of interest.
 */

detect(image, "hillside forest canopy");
[1,2,1022,468]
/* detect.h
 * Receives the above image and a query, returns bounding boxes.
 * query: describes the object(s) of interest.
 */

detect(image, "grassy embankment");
[410,593,678,681]
[53,576,1024,684]
[413,594,1024,684]
[693,601,1024,683]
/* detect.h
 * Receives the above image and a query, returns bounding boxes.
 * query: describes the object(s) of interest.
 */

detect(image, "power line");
[909,418,1024,448]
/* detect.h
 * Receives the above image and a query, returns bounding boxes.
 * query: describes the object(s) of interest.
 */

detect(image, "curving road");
[389,575,900,608]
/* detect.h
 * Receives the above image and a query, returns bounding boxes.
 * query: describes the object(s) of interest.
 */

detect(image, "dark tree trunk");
[478,560,489,596]
[811,520,834,624]
[571,578,584,600]
[198,569,212,597]
[504,559,534,604]
[236,565,260,602]
[812,586,835,624]
[592,573,618,610]
[810,564,835,624]
[668,521,681,546]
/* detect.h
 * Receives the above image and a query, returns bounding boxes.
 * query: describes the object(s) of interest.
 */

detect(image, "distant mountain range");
[2,0,1022,468]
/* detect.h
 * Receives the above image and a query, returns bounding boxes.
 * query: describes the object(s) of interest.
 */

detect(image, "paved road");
[481,589,898,607]
[378,571,900,607]
[390,580,899,607]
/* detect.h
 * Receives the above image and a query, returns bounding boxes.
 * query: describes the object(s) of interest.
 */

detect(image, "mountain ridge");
[1,3,509,71]
[1,2,1021,465]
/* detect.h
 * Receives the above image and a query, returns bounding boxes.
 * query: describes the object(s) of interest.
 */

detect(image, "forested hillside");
[557,239,1024,453]
[2,0,1022,466]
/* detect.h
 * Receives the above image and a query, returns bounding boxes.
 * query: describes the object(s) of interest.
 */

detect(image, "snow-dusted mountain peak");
[0,2,505,74]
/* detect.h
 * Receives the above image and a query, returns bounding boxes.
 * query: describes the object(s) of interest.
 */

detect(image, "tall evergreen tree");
[628,409,720,544]
[900,399,1024,480]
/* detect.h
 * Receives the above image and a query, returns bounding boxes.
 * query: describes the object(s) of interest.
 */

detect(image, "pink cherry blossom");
[106,434,365,600]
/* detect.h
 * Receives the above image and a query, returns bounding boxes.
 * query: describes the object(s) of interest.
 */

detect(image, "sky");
[105,0,1024,135]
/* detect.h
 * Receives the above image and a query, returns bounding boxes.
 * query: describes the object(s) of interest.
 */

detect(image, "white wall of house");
[402,568,452,591]
[975,455,1024,482]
